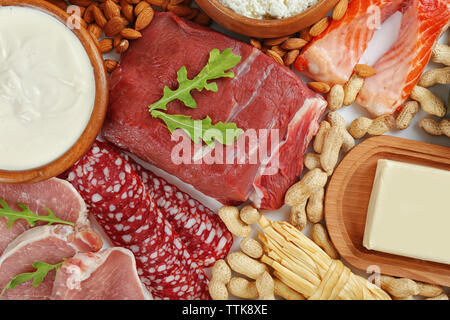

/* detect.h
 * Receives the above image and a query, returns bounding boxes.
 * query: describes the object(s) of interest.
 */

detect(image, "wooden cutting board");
[324,135,450,286]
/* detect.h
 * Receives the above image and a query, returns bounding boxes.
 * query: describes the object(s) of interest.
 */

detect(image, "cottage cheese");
[220,0,319,20]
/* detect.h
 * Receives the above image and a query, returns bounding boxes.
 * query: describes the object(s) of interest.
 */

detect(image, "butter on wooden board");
[363,159,450,265]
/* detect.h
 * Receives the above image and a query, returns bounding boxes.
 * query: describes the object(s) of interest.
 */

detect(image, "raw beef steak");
[103,12,327,210]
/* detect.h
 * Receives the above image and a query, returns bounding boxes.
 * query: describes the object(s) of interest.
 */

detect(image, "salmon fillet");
[295,0,403,85]
[357,0,450,116]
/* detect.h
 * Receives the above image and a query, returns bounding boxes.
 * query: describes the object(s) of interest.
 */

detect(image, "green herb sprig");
[0,199,74,228]
[149,48,244,147]
[1,261,63,296]
[149,48,242,111]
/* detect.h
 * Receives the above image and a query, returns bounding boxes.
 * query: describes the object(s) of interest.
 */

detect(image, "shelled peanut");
[380,275,445,300]
[312,223,339,259]
[52,0,211,73]
[419,118,450,138]
[348,115,395,139]
[285,168,328,230]
[414,51,450,138]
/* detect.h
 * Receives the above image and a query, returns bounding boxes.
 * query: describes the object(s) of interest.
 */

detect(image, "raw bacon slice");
[295,0,403,85]
[0,225,102,300]
[122,153,233,268]
[357,0,450,116]
[0,178,90,255]
[67,141,210,300]
[51,248,152,300]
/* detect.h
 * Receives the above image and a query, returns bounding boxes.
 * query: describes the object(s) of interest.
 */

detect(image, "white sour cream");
[0,6,95,171]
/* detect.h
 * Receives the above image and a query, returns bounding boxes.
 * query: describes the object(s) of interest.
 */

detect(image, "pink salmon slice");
[295,0,404,85]
[357,0,450,116]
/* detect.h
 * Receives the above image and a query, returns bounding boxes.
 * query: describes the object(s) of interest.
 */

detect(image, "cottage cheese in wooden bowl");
[219,0,319,20]
[196,0,339,38]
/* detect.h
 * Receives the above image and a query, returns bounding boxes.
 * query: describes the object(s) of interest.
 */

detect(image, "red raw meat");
[52,247,152,300]
[0,178,91,255]
[0,225,102,300]
[67,141,210,300]
[122,152,233,268]
[102,12,326,210]
[294,0,404,85]
[357,0,450,116]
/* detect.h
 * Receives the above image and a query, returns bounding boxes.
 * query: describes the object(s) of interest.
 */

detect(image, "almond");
[69,0,92,7]
[308,81,331,93]
[104,0,121,20]
[193,12,211,26]
[186,7,199,20]
[300,28,312,42]
[161,0,170,10]
[104,59,118,73]
[92,5,107,28]
[355,64,377,77]
[47,0,68,10]
[83,4,96,24]
[120,28,142,40]
[266,50,284,65]
[168,4,193,17]
[99,38,113,53]
[120,0,134,23]
[249,39,262,50]
[134,1,150,16]
[170,0,185,5]
[135,7,154,31]
[263,36,289,47]
[113,34,123,48]
[116,39,129,53]
[332,0,348,21]
[281,38,308,50]
[271,46,286,58]
[284,49,300,66]
[146,0,164,5]
[104,16,127,37]
[87,23,103,39]
[126,0,140,4]
[309,17,330,37]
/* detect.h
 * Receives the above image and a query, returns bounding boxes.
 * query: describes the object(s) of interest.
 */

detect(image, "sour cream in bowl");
[0,0,107,183]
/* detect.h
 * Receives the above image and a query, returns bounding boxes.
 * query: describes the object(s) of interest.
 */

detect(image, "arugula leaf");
[0,199,74,228]
[149,48,242,111]
[151,110,244,148]
[1,261,63,296]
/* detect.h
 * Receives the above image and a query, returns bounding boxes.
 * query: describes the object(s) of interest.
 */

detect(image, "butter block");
[363,159,450,265]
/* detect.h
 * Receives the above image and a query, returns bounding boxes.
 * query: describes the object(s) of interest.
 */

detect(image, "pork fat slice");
[52,247,152,300]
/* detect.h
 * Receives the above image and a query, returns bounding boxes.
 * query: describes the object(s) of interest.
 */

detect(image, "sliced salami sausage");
[67,141,210,300]
[120,153,233,268]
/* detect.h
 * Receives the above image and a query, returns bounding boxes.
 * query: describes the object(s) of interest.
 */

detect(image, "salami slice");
[67,141,210,300]
[120,153,233,268]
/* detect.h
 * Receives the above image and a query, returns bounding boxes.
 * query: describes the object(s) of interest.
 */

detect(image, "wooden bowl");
[0,0,108,184]
[196,0,339,38]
